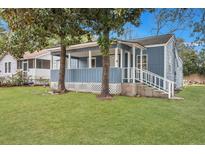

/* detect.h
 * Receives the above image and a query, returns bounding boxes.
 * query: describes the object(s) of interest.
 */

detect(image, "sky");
[119,9,203,51]
[0,9,203,51]
[124,12,193,41]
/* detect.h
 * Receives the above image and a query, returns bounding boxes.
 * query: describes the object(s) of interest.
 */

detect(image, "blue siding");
[51,68,121,83]
[123,46,164,77]
[135,47,164,77]
[146,46,164,77]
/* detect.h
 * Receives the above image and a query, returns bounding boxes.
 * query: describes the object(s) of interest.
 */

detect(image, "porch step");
[136,84,168,98]
[121,83,169,98]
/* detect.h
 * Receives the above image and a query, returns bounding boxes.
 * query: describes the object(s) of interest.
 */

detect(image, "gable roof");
[130,34,174,46]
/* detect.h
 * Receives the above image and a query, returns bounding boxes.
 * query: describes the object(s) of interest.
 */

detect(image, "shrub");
[0,71,30,87]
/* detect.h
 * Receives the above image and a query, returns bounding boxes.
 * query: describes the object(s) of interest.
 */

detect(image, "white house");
[0,53,17,78]
[0,49,51,83]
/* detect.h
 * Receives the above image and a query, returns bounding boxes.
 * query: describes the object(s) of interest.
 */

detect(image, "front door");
[22,61,28,77]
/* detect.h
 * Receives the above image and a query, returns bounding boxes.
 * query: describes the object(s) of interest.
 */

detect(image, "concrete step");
[121,83,170,98]
[135,83,169,98]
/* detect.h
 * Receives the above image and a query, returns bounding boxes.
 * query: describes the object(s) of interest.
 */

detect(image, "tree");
[152,9,194,35]
[0,9,89,93]
[177,39,199,75]
[198,50,205,75]
[0,24,8,54]
[79,9,151,98]
[153,9,205,48]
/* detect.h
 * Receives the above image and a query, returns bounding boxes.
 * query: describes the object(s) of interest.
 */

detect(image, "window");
[28,59,35,68]
[137,54,148,69]
[36,59,50,69]
[4,62,11,73]
[5,63,7,73]
[23,62,28,71]
[36,59,43,68]
[43,60,50,69]
[8,62,11,73]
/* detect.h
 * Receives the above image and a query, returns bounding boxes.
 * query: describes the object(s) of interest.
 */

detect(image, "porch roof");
[50,40,145,55]
[22,49,51,60]
[50,34,174,54]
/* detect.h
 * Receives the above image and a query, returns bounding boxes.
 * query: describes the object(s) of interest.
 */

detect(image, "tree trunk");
[99,30,112,98]
[58,41,66,93]
[100,54,111,97]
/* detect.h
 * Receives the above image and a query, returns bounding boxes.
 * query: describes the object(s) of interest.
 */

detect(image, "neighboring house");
[50,34,183,99]
[17,50,51,83]
[0,50,51,83]
[0,53,17,78]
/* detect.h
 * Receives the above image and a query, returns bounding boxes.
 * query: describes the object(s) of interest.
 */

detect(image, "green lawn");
[0,86,205,144]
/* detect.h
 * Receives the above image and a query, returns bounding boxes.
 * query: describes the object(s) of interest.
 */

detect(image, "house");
[0,49,51,83]
[17,50,51,83]
[0,53,17,77]
[50,34,183,99]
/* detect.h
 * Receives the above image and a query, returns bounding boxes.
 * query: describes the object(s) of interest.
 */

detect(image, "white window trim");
[4,62,12,74]
[137,54,148,70]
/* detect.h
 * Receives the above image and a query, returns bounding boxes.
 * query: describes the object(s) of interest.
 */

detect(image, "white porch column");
[35,58,37,69]
[132,45,136,83]
[68,53,71,69]
[120,48,123,68]
[128,51,131,82]
[50,55,53,69]
[115,47,119,67]
[88,50,92,68]
[140,48,143,83]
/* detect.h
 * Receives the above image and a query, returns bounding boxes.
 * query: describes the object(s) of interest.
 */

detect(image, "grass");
[0,86,205,144]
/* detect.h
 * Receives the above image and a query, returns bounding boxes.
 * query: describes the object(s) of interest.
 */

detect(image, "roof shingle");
[131,34,174,46]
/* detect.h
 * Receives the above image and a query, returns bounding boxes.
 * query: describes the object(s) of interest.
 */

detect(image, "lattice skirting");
[50,82,122,94]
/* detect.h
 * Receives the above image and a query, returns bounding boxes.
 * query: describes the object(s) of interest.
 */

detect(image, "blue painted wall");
[146,46,164,77]
[51,68,122,83]
[123,46,164,77]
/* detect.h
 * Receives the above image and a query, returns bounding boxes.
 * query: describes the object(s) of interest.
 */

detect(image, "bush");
[0,71,30,87]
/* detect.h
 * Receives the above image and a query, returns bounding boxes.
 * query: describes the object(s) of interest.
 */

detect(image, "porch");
[50,41,174,98]
[17,58,50,82]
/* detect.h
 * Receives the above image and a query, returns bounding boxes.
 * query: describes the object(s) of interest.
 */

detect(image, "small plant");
[35,77,49,86]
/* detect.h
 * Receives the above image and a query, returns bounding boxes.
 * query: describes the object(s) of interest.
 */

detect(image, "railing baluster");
[120,67,174,98]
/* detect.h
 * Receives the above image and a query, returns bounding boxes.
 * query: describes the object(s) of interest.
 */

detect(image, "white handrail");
[122,67,175,98]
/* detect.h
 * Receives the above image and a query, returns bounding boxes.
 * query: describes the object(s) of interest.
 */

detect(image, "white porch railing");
[122,67,175,98]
